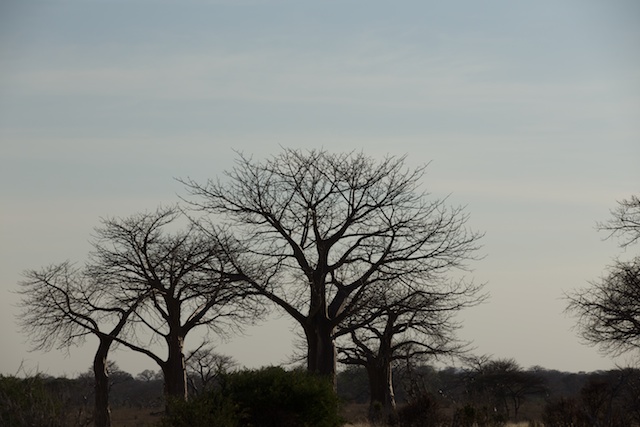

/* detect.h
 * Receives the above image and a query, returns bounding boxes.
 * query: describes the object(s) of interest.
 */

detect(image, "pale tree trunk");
[163,333,188,402]
[93,339,112,427]
[366,360,397,425]
[305,318,338,388]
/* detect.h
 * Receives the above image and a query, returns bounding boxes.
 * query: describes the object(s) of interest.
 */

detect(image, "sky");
[1,0,639,378]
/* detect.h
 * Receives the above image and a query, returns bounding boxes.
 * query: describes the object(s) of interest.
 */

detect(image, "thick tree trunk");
[366,361,397,425]
[93,339,112,427]
[305,318,337,388]
[163,333,188,401]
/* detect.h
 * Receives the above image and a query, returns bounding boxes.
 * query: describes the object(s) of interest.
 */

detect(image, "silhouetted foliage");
[397,392,447,427]
[16,205,259,424]
[17,261,144,427]
[337,278,484,424]
[223,367,342,427]
[598,195,640,249]
[160,392,239,427]
[567,195,640,356]
[337,366,370,404]
[543,369,640,427]
[85,206,260,402]
[543,397,584,427]
[183,149,482,385]
[136,369,162,382]
[161,367,341,427]
[186,345,237,396]
[0,375,67,427]
[451,404,506,427]
[5,364,640,426]
[463,357,547,420]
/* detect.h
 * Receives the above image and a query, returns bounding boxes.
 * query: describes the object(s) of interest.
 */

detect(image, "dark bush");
[397,393,448,427]
[223,366,342,427]
[0,375,65,427]
[542,397,585,427]
[160,366,341,427]
[451,404,506,427]
[160,391,240,427]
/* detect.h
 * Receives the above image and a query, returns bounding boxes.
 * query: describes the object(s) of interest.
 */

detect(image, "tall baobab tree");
[182,148,483,385]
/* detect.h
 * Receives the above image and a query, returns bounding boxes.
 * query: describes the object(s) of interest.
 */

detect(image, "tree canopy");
[567,195,640,356]
[183,148,483,383]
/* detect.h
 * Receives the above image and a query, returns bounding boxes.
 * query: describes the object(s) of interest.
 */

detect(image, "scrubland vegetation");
[4,362,640,426]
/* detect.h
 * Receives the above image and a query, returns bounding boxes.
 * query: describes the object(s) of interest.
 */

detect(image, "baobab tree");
[19,205,257,415]
[18,262,145,427]
[182,148,483,384]
[87,206,259,401]
[337,278,484,424]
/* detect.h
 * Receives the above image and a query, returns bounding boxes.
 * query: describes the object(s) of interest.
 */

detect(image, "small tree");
[337,279,484,424]
[136,369,160,382]
[186,344,236,395]
[567,195,640,356]
[87,206,260,401]
[17,262,144,427]
[18,205,258,415]
[465,358,547,421]
[183,149,482,385]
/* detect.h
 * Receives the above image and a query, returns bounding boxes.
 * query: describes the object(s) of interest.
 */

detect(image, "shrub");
[0,375,65,427]
[542,397,584,427]
[451,404,506,427]
[397,393,447,427]
[223,366,342,427]
[160,391,239,427]
[160,367,342,427]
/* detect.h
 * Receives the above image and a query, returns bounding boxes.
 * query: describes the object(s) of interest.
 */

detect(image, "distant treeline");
[3,364,640,426]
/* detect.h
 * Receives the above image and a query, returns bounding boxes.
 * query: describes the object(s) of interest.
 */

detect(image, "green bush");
[0,375,65,427]
[160,367,342,427]
[223,366,342,427]
[160,391,239,427]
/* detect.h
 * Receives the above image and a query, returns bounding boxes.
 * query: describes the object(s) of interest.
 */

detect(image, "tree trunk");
[366,361,397,425]
[93,339,112,427]
[305,318,337,388]
[163,333,188,401]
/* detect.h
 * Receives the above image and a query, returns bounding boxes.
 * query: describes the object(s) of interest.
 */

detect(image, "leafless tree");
[465,358,547,421]
[86,205,259,401]
[17,262,144,427]
[182,148,483,385]
[567,195,640,356]
[136,369,160,382]
[598,195,640,249]
[337,278,484,423]
[186,344,236,395]
[18,205,257,416]
[567,258,640,355]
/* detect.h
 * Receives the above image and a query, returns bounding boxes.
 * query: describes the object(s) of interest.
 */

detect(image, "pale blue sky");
[1,0,639,377]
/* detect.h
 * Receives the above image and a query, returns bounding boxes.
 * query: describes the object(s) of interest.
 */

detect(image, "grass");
[110,407,163,427]
[107,405,541,427]
[344,424,533,427]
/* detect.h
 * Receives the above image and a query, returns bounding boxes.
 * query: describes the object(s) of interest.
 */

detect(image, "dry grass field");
[108,404,541,427]
[109,407,163,427]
